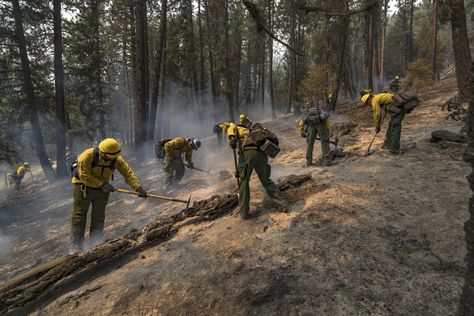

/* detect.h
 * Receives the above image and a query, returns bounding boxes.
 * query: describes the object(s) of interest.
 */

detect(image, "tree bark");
[380,0,388,90]
[287,0,296,113]
[224,0,234,121]
[460,61,474,316]
[449,0,472,101]
[11,0,55,181]
[268,0,276,118]
[53,0,67,178]
[367,13,374,90]
[431,0,438,80]
[332,12,350,111]
[149,0,167,140]
[134,0,147,150]
[91,0,105,139]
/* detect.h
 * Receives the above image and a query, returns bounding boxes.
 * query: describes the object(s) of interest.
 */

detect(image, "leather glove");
[102,183,115,193]
[375,126,381,134]
[301,132,307,138]
[187,162,194,169]
[229,136,237,149]
[136,186,147,198]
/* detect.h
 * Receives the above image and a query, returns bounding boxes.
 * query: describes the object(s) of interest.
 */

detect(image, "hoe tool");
[116,188,191,209]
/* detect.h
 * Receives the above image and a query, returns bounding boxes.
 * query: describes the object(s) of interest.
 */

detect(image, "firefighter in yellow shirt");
[10,162,32,189]
[70,138,147,250]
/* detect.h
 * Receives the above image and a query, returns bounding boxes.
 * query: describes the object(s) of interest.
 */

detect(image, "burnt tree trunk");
[134,0,147,150]
[149,0,167,140]
[53,0,67,177]
[449,0,472,101]
[268,0,276,118]
[223,0,235,121]
[460,61,474,316]
[11,0,55,181]
[431,0,438,80]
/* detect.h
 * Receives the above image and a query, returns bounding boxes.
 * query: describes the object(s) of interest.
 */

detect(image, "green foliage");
[404,58,433,92]
[297,64,330,104]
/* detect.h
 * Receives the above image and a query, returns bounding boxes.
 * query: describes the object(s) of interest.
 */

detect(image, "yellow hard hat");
[239,114,245,122]
[23,162,29,166]
[361,94,372,105]
[98,138,121,158]
[395,75,400,80]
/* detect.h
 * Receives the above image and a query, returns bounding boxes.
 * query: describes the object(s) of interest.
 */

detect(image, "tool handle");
[232,148,240,188]
[115,188,189,204]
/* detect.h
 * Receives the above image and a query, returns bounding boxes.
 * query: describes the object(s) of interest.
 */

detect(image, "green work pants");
[11,174,23,190]
[71,184,109,247]
[383,108,406,154]
[306,122,330,163]
[163,154,185,188]
[238,148,285,219]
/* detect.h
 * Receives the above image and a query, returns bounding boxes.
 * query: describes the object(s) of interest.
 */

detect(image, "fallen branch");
[0,173,311,313]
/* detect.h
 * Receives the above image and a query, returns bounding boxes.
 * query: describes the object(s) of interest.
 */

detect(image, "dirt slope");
[0,77,470,315]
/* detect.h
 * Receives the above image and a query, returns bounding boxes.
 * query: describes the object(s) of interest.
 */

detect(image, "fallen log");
[0,173,311,313]
[430,130,466,143]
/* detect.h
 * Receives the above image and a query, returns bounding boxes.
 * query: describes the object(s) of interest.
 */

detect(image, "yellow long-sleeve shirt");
[15,166,27,177]
[371,92,394,128]
[164,138,193,164]
[71,148,141,189]
[297,119,331,133]
[227,123,249,139]
[218,122,230,137]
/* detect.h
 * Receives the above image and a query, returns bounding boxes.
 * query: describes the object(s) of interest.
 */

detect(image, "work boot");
[303,161,313,168]
[389,149,403,155]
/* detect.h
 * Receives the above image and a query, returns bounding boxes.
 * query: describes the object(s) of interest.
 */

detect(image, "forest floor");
[0,76,470,315]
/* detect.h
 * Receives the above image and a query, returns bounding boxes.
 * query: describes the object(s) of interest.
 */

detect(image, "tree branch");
[242,0,305,56]
[297,1,377,16]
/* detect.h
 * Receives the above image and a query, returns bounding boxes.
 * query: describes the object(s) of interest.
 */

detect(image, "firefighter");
[361,92,406,155]
[213,122,230,145]
[239,114,253,128]
[163,137,201,191]
[298,106,331,167]
[228,122,287,219]
[70,138,147,250]
[10,162,32,189]
[389,75,401,93]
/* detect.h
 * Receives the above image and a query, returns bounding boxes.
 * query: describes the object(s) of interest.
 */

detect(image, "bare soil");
[0,76,470,315]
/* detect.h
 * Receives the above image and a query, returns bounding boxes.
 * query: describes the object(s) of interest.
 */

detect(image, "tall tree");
[11,0,55,181]
[53,0,67,177]
[268,0,276,118]
[149,0,167,140]
[431,0,438,80]
[448,0,472,100]
[460,60,474,316]
[134,0,147,149]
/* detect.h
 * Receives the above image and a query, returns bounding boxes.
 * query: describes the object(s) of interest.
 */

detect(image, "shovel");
[363,111,387,157]
[115,188,191,209]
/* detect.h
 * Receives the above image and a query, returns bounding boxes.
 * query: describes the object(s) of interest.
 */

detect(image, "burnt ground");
[0,76,470,315]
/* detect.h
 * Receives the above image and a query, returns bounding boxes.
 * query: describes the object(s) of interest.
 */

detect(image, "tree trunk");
[460,60,474,316]
[268,0,276,118]
[367,13,374,90]
[53,0,67,178]
[431,0,438,80]
[149,0,167,140]
[11,0,55,181]
[197,0,206,95]
[287,0,296,113]
[380,0,388,90]
[224,0,234,121]
[134,0,147,150]
[449,0,472,101]
[204,0,218,112]
[91,0,105,139]
[406,0,414,65]
[332,13,350,111]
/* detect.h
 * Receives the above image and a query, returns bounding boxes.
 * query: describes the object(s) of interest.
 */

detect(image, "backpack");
[213,124,220,134]
[71,148,116,180]
[247,123,280,158]
[392,91,420,113]
[154,138,172,161]
[304,108,322,125]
